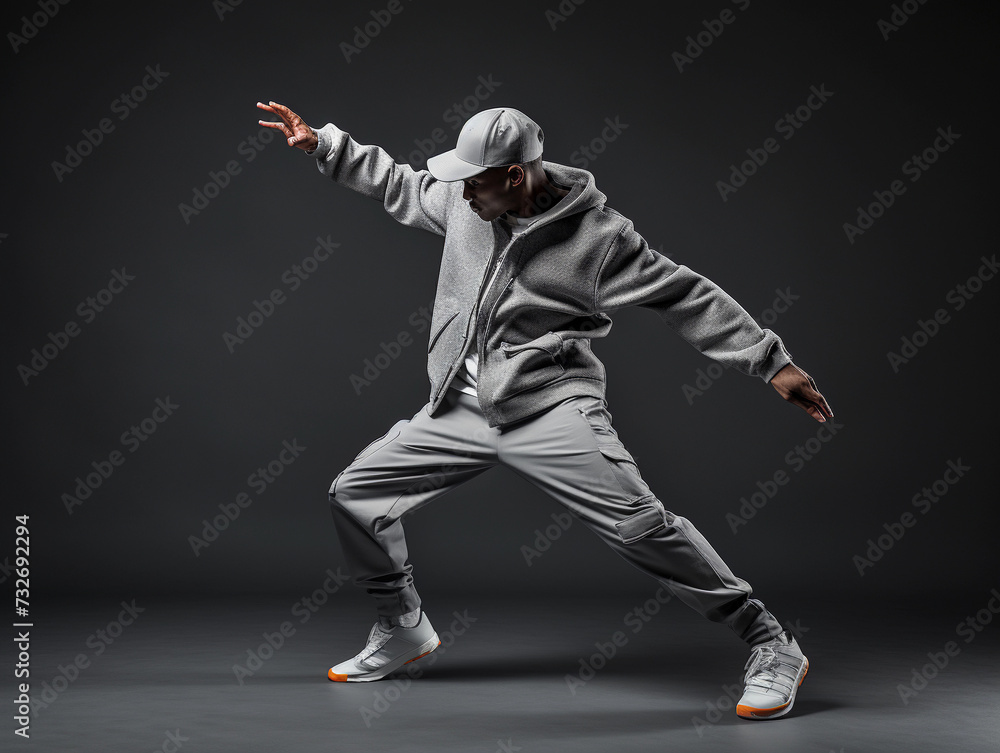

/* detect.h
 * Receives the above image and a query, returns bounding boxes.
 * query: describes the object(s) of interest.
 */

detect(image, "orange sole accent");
[737,701,789,718]
[327,640,441,682]
[403,640,441,665]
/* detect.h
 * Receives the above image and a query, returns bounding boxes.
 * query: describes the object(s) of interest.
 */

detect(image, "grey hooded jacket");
[308,122,794,428]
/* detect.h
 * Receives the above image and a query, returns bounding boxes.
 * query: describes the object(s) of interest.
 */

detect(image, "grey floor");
[12,591,1000,752]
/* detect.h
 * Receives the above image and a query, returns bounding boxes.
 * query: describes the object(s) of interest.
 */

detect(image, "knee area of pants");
[328,477,356,508]
[329,487,355,508]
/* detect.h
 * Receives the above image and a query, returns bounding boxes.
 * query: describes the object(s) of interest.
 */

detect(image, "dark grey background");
[4,0,997,607]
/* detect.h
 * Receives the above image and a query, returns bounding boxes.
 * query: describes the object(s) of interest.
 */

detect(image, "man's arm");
[257,101,453,237]
[596,218,833,422]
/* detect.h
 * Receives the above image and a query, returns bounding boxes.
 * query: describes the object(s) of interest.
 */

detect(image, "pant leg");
[498,394,784,646]
[329,389,499,619]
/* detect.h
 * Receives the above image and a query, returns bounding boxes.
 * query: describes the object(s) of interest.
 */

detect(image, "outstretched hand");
[257,101,318,152]
[770,363,834,423]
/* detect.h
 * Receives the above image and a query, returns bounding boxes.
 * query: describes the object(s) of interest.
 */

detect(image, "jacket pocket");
[492,335,568,404]
[427,311,460,354]
[499,331,564,360]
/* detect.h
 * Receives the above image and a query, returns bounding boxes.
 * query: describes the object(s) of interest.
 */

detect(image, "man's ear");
[507,164,525,187]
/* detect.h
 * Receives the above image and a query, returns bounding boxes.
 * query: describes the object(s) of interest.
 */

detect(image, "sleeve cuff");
[761,338,794,383]
[306,125,334,159]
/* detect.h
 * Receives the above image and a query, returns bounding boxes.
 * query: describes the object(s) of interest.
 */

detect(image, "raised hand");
[257,101,318,152]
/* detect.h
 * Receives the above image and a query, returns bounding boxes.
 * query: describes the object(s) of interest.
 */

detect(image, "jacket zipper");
[439,234,517,399]
[484,276,516,355]
[475,236,519,365]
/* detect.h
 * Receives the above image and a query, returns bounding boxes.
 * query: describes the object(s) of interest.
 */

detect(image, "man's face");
[462,166,520,222]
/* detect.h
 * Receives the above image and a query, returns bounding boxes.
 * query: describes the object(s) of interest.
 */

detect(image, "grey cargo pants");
[329,388,784,646]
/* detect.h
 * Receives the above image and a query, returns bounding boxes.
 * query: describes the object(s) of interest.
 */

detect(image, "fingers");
[256,102,291,137]
[801,390,833,422]
[256,101,300,126]
[258,119,293,139]
[268,101,301,125]
[802,380,834,418]
[776,371,833,422]
[788,394,827,423]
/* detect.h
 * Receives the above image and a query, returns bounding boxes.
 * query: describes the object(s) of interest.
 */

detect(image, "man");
[257,101,833,720]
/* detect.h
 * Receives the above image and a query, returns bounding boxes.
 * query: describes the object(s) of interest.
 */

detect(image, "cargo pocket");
[616,498,679,545]
[615,503,668,545]
[596,443,657,503]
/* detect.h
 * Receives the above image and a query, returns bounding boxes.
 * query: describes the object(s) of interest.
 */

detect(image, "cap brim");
[426,149,487,182]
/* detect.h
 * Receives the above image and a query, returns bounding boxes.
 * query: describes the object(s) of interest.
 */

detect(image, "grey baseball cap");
[427,107,544,182]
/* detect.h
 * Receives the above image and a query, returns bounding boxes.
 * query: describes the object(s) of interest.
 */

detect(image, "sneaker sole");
[736,656,809,720]
[327,634,441,683]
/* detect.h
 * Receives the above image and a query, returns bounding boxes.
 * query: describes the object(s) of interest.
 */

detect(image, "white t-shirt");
[450,204,561,397]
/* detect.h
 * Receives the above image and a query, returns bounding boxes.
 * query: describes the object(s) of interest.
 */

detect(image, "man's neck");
[511,174,570,218]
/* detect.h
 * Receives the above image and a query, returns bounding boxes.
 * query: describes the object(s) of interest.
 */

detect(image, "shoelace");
[353,624,393,666]
[744,645,794,695]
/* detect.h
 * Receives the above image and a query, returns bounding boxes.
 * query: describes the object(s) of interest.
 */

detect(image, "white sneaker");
[736,631,809,719]
[327,612,440,682]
